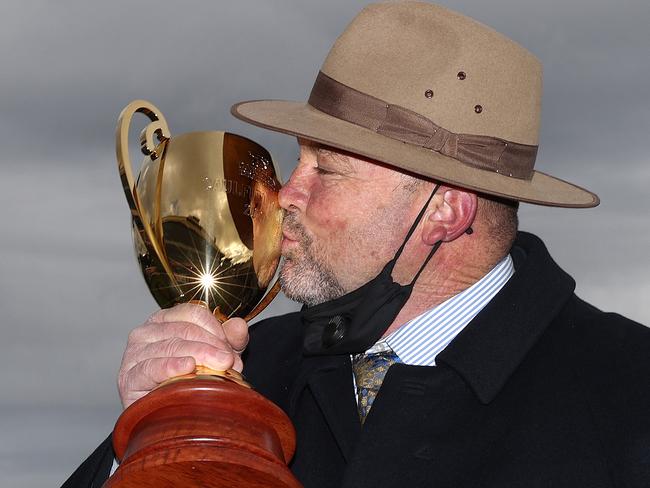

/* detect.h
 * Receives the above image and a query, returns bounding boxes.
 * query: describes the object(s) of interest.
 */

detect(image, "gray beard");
[279,214,346,307]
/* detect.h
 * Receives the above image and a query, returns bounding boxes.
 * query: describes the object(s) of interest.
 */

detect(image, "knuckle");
[161,337,185,357]
[118,369,133,395]
[140,359,161,384]
[189,304,217,327]
[146,309,164,324]
[177,321,202,340]
[127,326,143,344]
[118,360,129,378]
[128,320,162,344]
[188,304,205,321]
[122,341,143,366]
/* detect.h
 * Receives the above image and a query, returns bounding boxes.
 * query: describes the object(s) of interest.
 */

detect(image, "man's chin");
[278,268,305,304]
[278,260,347,307]
[278,259,315,304]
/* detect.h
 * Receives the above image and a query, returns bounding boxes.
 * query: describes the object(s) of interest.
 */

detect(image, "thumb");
[222,317,249,354]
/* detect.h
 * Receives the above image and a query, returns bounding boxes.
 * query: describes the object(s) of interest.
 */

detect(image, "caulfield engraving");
[203,176,252,199]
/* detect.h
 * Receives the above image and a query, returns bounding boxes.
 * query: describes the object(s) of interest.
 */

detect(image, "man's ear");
[422,189,477,244]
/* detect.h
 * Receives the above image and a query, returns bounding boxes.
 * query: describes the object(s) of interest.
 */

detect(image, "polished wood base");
[104,375,301,488]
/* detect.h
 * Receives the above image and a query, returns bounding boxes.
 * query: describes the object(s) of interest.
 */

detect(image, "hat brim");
[232,100,599,208]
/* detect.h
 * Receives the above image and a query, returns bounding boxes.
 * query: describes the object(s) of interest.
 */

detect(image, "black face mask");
[301,184,442,356]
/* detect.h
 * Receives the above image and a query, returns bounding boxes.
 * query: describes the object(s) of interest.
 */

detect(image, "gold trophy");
[105,100,300,488]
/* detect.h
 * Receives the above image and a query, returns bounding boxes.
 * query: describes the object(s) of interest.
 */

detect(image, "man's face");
[278,139,423,306]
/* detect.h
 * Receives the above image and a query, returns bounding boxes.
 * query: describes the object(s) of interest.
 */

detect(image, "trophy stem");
[105,376,301,488]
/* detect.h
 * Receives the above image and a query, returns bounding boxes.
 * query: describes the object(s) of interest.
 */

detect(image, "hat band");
[308,71,537,180]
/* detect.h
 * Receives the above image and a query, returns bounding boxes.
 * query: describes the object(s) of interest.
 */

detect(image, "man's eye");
[316,166,335,175]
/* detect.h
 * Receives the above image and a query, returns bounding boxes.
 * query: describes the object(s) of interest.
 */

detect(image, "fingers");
[222,318,249,353]
[127,321,222,347]
[119,356,196,408]
[134,337,237,372]
[118,303,250,410]
[148,303,225,337]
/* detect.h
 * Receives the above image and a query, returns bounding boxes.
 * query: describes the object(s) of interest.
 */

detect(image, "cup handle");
[242,280,282,322]
[116,100,182,297]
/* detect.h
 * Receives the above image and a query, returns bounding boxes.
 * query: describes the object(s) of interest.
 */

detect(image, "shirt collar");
[365,254,514,365]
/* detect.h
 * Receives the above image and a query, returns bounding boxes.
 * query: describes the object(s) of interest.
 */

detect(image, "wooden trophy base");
[104,373,301,488]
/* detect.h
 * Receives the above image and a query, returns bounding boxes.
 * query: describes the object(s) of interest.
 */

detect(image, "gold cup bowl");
[117,100,283,321]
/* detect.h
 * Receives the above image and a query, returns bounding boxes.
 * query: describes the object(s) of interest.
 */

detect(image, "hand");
[117,303,249,409]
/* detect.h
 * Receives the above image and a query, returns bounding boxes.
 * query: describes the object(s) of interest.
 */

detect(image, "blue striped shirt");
[365,254,514,366]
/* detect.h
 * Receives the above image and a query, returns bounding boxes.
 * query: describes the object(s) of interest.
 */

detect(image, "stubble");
[279,212,346,307]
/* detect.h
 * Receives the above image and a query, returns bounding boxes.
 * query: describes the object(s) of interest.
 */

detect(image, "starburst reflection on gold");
[199,271,216,291]
[169,241,251,318]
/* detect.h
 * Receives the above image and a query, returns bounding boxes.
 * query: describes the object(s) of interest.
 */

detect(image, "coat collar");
[436,231,576,404]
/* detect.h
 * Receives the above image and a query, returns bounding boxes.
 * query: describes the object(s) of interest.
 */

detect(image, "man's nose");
[278,168,309,212]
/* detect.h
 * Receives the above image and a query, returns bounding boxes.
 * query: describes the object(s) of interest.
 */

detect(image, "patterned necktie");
[352,349,401,423]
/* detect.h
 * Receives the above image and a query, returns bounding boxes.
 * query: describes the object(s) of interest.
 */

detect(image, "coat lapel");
[290,354,361,462]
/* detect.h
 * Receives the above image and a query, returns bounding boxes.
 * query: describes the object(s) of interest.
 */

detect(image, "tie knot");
[352,350,400,387]
[352,349,401,423]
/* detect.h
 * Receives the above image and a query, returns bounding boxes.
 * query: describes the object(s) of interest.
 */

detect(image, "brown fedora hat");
[232,1,599,207]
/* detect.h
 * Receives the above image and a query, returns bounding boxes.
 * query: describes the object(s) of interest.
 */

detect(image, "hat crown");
[320,1,541,145]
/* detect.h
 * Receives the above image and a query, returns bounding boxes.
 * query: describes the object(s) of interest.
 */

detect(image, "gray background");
[0,0,648,486]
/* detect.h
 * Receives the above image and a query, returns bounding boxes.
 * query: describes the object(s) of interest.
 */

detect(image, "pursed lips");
[281,228,299,255]
[282,228,298,242]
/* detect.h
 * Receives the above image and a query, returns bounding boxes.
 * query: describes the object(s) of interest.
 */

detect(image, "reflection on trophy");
[105,100,300,488]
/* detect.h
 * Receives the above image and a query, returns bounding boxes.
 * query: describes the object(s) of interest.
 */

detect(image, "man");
[64,2,650,487]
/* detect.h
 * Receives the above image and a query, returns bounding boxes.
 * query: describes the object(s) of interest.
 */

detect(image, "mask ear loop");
[409,240,442,286]
[385,183,441,276]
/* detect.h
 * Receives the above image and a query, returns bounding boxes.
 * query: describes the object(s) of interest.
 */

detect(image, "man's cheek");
[323,217,347,234]
[312,206,348,233]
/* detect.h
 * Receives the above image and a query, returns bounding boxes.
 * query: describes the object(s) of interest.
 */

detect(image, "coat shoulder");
[560,297,650,485]
[570,296,650,370]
